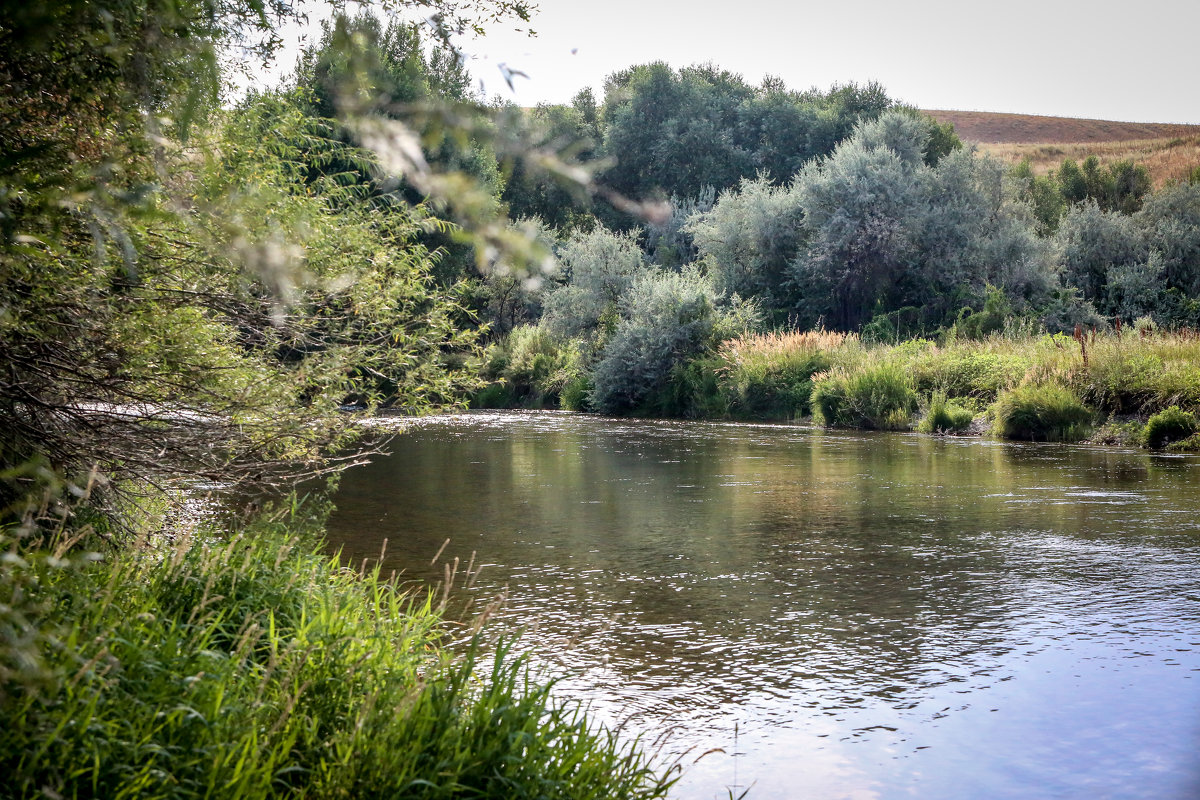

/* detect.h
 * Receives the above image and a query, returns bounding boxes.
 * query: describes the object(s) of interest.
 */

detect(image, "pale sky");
[258,0,1200,124]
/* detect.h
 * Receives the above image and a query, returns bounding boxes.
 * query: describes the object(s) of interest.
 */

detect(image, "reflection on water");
[328,411,1200,799]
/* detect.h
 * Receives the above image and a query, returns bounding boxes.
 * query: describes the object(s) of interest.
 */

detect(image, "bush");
[1165,433,1200,452]
[918,391,976,433]
[475,326,582,409]
[1143,406,1198,449]
[811,363,918,430]
[559,372,593,411]
[588,268,757,415]
[991,383,1093,441]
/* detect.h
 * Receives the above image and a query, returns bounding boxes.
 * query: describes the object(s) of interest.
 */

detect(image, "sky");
[259,0,1200,124]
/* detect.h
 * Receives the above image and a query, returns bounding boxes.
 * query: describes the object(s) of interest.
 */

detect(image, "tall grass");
[811,362,918,430]
[991,383,1093,442]
[0,509,674,800]
[716,330,851,419]
[719,327,1200,443]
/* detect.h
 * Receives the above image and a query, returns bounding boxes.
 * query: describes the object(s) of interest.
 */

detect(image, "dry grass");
[923,110,1200,144]
[922,110,1200,188]
[980,136,1200,188]
[720,328,854,359]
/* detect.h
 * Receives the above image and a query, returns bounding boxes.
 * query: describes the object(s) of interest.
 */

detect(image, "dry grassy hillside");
[923,110,1200,187]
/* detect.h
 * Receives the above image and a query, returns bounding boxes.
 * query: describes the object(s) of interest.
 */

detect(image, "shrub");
[559,372,593,411]
[918,391,975,433]
[991,383,1093,441]
[811,363,918,430]
[1165,433,1200,452]
[588,268,756,415]
[475,325,582,409]
[1143,405,1198,449]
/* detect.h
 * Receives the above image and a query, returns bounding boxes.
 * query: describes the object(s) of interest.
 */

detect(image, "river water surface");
[326,411,1200,799]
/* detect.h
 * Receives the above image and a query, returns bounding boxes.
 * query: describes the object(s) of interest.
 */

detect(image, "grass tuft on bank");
[0,507,674,800]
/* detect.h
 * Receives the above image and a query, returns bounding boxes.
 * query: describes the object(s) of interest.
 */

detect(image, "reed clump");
[717,330,852,418]
[918,391,976,434]
[0,511,674,800]
[990,383,1093,442]
[811,362,918,430]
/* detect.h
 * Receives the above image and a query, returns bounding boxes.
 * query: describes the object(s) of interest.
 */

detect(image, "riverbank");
[476,327,1200,450]
[0,501,675,799]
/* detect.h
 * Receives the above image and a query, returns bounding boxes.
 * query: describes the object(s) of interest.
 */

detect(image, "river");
[326,411,1200,799]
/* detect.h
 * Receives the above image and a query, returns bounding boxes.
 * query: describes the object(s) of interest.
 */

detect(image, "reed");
[716,327,1200,444]
[716,330,853,418]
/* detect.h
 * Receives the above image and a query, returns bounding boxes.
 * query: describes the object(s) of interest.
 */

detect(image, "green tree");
[688,177,805,311]
[0,0,533,520]
[790,112,930,329]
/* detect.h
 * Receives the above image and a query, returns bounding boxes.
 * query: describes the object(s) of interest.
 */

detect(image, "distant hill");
[922,110,1200,144]
[922,110,1200,187]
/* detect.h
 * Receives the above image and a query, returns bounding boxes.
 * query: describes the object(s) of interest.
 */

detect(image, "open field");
[923,110,1200,187]
[922,110,1200,144]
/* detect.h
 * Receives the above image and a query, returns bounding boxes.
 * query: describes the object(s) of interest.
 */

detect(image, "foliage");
[0,515,674,799]
[588,268,757,415]
[466,217,560,335]
[1055,200,1147,304]
[500,90,602,229]
[1142,405,1198,449]
[790,113,928,330]
[0,0,565,524]
[1,93,483,520]
[811,362,918,430]
[990,383,1092,442]
[918,391,976,433]
[289,13,513,283]
[475,325,583,409]
[643,187,716,269]
[541,226,645,338]
[597,63,894,210]
[952,286,1015,340]
[688,177,805,309]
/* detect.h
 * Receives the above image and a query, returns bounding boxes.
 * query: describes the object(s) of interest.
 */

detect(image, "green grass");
[990,383,1093,442]
[1143,405,1198,449]
[918,391,976,434]
[717,328,1200,445]
[811,362,918,430]
[0,508,674,800]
